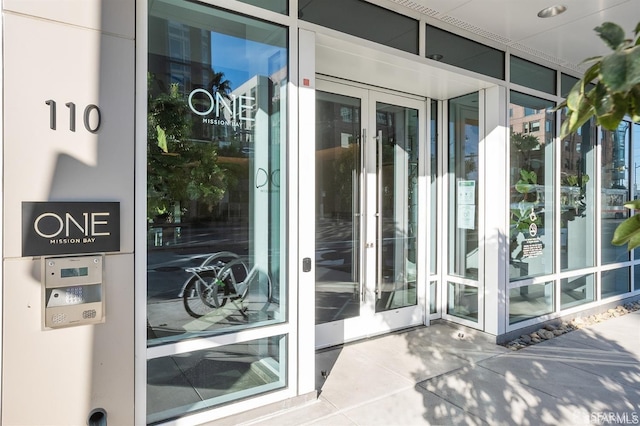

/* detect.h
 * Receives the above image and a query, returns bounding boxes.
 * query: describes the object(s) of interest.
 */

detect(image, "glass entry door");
[315,80,425,348]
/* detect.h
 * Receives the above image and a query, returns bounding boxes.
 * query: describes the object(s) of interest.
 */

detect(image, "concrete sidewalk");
[243,310,640,425]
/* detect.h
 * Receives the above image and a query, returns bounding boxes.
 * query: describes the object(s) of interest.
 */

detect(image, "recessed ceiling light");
[427,53,444,61]
[537,5,567,18]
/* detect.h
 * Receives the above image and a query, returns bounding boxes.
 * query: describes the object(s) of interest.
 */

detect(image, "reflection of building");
[601,122,631,189]
[509,104,551,182]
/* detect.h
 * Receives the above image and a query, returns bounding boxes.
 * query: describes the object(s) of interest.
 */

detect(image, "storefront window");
[315,91,361,324]
[298,0,419,54]
[509,92,555,281]
[447,93,479,323]
[147,2,288,420]
[147,335,287,422]
[601,121,630,264]
[560,116,596,271]
[448,93,479,280]
[147,1,288,343]
[510,56,556,94]
[447,282,478,321]
[426,25,504,80]
[602,267,630,298]
[561,274,594,310]
[430,100,438,275]
[509,282,554,324]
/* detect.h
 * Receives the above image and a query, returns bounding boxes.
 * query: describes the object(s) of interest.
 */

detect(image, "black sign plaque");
[22,202,120,256]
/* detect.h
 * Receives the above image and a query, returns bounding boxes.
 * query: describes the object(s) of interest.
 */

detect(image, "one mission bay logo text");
[22,202,120,256]
[34,211,111,245]
[188,89,255,128]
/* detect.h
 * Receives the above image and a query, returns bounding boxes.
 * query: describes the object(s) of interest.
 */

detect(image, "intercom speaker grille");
[82,309,97,319]
[52,313,67,324]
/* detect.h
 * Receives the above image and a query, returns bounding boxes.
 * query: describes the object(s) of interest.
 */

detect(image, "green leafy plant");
[147,74,230,223]
[557,22,640,140]
[558,22,640,249]
[612,200,640,249]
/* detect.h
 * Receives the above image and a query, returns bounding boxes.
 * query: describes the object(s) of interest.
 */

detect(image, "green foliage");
[147,74,229,222]
[557,22,640,139]
[612,200,640,250]
[514,169,538,196]
[557,21,640,250]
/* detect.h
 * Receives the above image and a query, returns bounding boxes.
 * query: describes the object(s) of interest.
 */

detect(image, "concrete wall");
[2,1,135,424]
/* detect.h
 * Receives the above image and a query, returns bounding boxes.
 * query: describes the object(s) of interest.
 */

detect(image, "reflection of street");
[147,223,277,342]
[315,218,359,324]
[147,224,249,300]
[315,217,417,323]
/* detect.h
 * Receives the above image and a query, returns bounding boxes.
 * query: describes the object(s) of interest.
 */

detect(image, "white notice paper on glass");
[457,180,475,229]
[458,204,475,229]
[457,180,475,205]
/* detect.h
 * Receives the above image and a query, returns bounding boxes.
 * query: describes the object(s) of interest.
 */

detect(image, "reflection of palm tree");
[207,69,232,95]
[511,132,540,170]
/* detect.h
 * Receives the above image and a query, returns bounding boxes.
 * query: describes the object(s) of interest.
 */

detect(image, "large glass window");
[601,121,631,264]
[147,1,288,419]
[448,93,479,280]
[509,92,555,280]
[561,274,595,310]
[315,91,361,324]
[602,267,630,298]
[426,25,504,80]
[447,93,479,323]
[510,56,556,94]
[430,100,438,275]
[237,0,288,14]
[560,116,596,271]
[148,0,287,343]
[147,335,287,422]
[509,282,554,324]
[298,0,419,54]
[447,282,478,321]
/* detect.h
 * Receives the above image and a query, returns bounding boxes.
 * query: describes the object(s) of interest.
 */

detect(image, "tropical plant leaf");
[595,22,626,50]
[582,61,601,85]
[595,92,627,130]
[600,45,640,92]
[156,125,168,153]
[612,214,640,249]
[562,21,640,251]
[624,199,640,210]
[515,183,534,194]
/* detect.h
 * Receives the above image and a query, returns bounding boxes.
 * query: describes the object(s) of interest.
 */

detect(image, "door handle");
[376,129,383,300]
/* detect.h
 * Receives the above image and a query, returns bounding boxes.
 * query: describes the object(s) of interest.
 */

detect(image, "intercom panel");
[42,254,104,328]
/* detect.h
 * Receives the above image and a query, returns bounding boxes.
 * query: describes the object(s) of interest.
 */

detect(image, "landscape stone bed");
[504,301,640,351]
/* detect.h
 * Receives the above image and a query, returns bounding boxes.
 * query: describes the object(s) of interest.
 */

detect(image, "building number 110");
[45,100,101,133]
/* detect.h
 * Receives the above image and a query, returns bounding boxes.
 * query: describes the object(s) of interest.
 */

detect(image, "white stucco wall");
[2,1,135,424]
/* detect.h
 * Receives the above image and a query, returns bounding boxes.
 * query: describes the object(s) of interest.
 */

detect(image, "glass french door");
[315,80,426,348]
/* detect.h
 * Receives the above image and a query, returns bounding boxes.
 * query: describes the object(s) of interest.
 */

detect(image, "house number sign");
[45,99,101,133]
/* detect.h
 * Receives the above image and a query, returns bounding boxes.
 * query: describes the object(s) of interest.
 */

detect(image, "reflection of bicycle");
[179,251,272,319]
